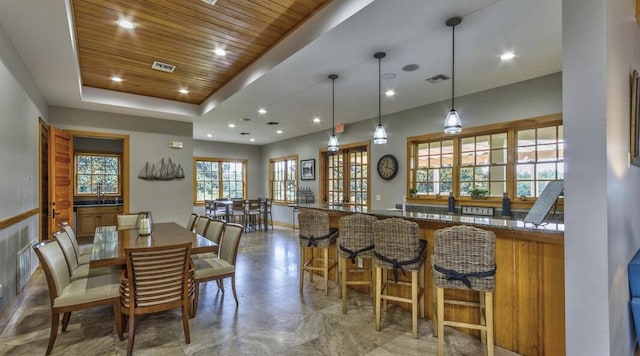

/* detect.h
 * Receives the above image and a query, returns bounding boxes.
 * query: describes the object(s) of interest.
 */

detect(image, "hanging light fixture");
[444,16,463,134]
[327,74,339,152]
[373,52,388,144]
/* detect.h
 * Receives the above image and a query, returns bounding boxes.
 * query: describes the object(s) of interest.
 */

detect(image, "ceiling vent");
[240,132,250,135]
[151,61,176,73]
[425,74,450,84]
[266,121,279,126]
[241,118,252,122]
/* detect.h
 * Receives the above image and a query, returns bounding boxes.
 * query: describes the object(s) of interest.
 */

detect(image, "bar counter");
[296,204,565,356]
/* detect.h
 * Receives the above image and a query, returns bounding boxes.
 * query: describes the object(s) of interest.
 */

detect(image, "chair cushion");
[193,258,234,280]
[53,272,120,308]
[629,249,640,297]
[70,264,120,282]
[78,253,91,265]
[79,245,93,256]
[190,252,218,260]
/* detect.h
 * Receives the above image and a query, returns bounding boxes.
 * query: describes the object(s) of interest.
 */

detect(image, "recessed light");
[250,138,255,142]
[179,89,189,94]
[206,133,212,138]
[385,90,395,97]
[313,117,321,123]
[258,108,267,114]
[116,19,135,30]
[213,47,227,56]
[228,124,235,128]
[111,76,123,82]
[276,130,283,134]
[500,52,516,61]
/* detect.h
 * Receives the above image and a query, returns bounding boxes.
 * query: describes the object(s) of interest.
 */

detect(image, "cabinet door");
[76,212,97,237]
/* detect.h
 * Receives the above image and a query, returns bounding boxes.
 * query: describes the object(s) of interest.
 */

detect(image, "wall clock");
[377,154,399,180]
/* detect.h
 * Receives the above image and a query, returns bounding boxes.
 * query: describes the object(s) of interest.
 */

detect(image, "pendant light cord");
[451,24,455,111]
[332,77,335,135]
[378,55,382,125]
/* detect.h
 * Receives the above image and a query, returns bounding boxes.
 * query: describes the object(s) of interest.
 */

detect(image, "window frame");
[268,155,298,204]
[193,157,248,204]
[319,141,371,210]
[407,114,562,209]
[74,151,122,197]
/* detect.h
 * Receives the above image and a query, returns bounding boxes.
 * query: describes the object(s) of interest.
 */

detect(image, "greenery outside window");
[516,125,564,197]
[414,139,453,196]
[75,153,120,195]
[194,157,247,203]
[459,132,507,197]
[269,155,298,203]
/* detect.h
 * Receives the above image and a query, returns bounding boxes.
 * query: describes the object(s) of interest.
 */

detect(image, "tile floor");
[0,226,519,355]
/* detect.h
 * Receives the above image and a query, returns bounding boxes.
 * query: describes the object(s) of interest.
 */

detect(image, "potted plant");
[409,187,418,198]
[469,187,490,199]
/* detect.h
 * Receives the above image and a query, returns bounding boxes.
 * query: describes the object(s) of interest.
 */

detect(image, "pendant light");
[327,74,339,152]
[444,16,462,134]
[373,52,388,144]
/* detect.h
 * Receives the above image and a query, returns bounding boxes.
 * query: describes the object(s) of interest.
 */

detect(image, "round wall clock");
[377,154,399,180]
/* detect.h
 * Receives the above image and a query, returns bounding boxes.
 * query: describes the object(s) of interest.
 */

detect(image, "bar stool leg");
[375,266,382,331]
[480,291,487,344]
[341,257,348,313]
[432,283,438,336]
[486,292,495,356]
[323,248,329,296]
[412,270,418,338]
[299,246,305,293]
[419,263,425,318]
[437,287,445,356]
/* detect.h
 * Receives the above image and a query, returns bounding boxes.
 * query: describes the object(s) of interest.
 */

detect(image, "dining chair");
[34,239,122,355]
[117,214,139,230]
[338,213,377,314]
[53,230,116,281]
[119,243,192,356]
[194,215,211,236]
[373,218,426,338]
[261,198,273,231]
[298,210,339,296]
[432,225,496,356]
[191,219,224,260]
[191,223,244,316]
[59,221,93,257]
[187,213,198,231]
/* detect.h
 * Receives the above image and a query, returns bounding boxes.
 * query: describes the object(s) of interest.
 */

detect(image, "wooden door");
[39,118,49,240]
[48,127,73,237]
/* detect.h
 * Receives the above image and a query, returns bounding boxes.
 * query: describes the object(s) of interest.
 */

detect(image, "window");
[407,114,562,204]
[75,153,120,195]
[516,125,564,197]
[194,157,247,203]
[269,155,297,203]
[321,142,369,210]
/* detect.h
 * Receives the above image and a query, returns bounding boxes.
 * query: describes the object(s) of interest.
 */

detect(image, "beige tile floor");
[0,225,519,355]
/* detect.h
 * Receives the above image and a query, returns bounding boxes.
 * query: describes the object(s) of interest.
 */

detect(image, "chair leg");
[323,248,329,296]
[486,292,495,356]
[231,276,239,305]
[181,303,191,344]
[113,300,124,341]
[480,291,487,344]
[127,315,136,356]
[341,257,347,314]
[412,270,418,338]
[432,283,438,337]
[419,263,425,319]
[299,246,304,293]
[375,266,382,332]
[46,312,60,355]
[437,287,445,356]
[61,312,71,331]
[191,283,200,318]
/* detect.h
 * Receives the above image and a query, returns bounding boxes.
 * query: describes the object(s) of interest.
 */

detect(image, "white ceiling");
[0,0,561,145]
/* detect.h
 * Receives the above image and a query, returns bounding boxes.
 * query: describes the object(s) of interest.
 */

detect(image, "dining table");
[89,222,218,267]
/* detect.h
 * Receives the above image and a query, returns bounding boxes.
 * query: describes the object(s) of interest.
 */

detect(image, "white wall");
[48,107,194,226]
[262,73,562,225]
[0,25,44,312]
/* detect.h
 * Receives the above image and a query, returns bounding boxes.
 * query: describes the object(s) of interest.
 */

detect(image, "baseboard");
[273,221,296,229]
[0,268,41,335]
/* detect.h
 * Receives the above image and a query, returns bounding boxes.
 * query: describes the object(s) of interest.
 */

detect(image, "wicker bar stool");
[298,210,338,296]
[338,214,377,314]
[373,218,426,338]
[432,225,496,356]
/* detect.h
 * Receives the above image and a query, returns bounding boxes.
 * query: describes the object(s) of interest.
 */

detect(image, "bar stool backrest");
[373,218,423,271]
[338,214,377,259]
[298,210,333,248]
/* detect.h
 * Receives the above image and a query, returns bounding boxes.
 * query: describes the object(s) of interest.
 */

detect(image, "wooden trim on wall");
[0,208,40,230]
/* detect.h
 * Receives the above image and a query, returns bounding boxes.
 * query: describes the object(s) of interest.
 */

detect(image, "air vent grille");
[240,132,251,136]
[425,74,450,84]
[266,121,279,126]
[151,61,176,73]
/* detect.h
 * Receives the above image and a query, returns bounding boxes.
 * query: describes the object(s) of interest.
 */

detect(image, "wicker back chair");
[338,214,377,313]
[297,210,338,295]
[372,218,425,338]
[432,225,496,356]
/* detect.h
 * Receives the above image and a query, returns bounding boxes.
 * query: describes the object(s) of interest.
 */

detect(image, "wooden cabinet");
[76,206,123,237]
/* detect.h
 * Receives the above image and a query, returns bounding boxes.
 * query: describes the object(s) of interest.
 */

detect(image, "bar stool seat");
[432,225,496,356]
[338,214,377,314]
[298,210,338,296]
[373,218,425,338]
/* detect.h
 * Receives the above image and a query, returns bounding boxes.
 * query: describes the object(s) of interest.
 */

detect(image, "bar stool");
[338,214,377,314]
[373,218,425,338]
[432,225,496,356]
[298,210,338,296]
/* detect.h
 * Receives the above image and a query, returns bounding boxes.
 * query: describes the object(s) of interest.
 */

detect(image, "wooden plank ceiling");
[71,0,331,104]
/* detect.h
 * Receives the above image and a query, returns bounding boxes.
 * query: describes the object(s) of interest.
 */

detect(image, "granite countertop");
[293,203,564,235]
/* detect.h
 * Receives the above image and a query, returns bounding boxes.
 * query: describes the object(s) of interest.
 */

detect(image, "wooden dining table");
[89,222,218,267]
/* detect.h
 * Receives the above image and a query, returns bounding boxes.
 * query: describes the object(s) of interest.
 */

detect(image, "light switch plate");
[461,205,494,217]
[357,258,363,268]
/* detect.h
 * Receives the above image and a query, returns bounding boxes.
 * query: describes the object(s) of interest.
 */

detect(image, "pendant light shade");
[373,52,388,144]
[328,74,339,152]
[444,16,462,134]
